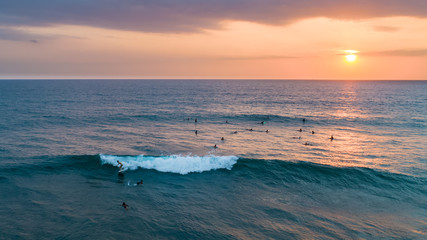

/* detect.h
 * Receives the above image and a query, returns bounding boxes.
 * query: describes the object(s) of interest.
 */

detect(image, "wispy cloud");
[0,0,426,34]
[0,26,89,43]
[0,28,41,43]
[219,55,299,60]
[363,49,427,56]
[373,25,400,32]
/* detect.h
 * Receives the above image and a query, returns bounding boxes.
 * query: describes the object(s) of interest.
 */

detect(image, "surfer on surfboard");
[117,160,124,173]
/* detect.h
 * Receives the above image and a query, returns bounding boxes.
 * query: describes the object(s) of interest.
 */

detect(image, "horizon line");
[0,78,426,81]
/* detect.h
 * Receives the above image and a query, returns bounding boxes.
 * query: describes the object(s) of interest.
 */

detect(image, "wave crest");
[99,154,238,174]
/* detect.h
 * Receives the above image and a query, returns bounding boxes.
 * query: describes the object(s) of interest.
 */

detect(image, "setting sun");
[345,54,357,62]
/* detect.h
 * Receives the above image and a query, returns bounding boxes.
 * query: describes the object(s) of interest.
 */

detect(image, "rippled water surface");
[0,80,426,239]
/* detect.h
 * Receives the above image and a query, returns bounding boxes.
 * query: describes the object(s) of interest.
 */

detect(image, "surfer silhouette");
[137,180,143,185]
[117,160,123,169]
[117,160,124,174]
[122,202,129,209]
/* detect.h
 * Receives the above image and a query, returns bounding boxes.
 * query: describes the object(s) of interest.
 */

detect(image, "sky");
[0,0,427,80]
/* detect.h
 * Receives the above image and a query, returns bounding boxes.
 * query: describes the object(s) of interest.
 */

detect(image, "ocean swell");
[99,154,239,174]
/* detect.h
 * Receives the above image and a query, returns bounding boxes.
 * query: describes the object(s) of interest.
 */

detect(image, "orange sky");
[1,6,426,79]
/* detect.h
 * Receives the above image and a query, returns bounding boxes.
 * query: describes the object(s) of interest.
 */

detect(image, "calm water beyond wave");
[0,80,426,239]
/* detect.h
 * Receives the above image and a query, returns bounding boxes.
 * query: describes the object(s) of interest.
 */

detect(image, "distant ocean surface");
[0,80,426,239]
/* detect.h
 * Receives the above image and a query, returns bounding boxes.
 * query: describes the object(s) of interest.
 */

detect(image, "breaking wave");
[99,154,239,175]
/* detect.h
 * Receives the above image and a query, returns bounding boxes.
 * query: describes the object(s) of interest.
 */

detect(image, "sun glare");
[342,50,358,63]
[345,54,357,62]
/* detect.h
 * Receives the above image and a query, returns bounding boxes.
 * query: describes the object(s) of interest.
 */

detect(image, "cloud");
[0,0,426,34]
[0,28,41,43]
[373,25,400,32]
[363,49,427,56]
[219,55,299,60]
[0,26,88,43]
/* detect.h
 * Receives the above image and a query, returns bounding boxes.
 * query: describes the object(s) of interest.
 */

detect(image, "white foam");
[99,154,238,175]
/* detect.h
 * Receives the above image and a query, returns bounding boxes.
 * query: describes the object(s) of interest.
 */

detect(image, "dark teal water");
[0,80,426,239]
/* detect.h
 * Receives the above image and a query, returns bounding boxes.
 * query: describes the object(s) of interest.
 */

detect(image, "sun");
[342,50,358,63]
[345,54,357,62]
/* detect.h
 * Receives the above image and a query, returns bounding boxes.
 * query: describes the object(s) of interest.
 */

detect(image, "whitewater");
[100,154,238,174]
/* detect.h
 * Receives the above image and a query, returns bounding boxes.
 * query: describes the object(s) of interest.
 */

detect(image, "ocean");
[0,80,426,239]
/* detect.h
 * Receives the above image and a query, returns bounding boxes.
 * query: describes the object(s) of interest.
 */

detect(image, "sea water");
[0,80,426,239]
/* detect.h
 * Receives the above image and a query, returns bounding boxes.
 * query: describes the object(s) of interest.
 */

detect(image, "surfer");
[232,131,238,134]
[247,128,253,131]
[137,180,143,185]
[329,135,334,141]
[312,131,315,134]
[195,130,198,135]
[302,118,306,123]
[221,137,225,141]
[299,128,302,132]
[226,120,229,123]
[214,144,218,148]
[304,142,310,146]
[117,160,123,171]
[258,121,264,125]
[195,118,198,123]
[122,202,129,209]
[266,130,269,133]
